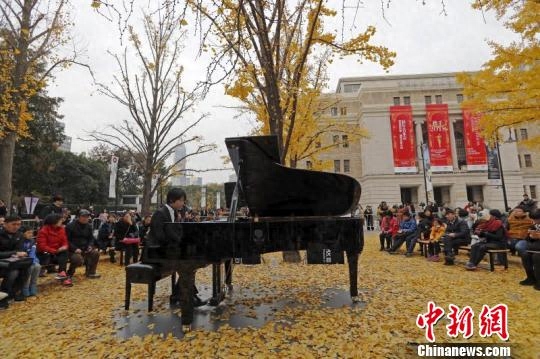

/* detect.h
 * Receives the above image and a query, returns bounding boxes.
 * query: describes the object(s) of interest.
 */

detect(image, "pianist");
[147,188,206,327]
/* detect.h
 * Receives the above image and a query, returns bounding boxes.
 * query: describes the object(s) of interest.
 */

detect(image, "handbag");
[120,224,141,245]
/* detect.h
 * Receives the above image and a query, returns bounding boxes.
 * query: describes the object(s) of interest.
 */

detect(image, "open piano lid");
[225,135,361,217]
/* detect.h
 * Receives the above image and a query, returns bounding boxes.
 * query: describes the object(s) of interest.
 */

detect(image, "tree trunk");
[141,170,153,215]
[0,133,17,214]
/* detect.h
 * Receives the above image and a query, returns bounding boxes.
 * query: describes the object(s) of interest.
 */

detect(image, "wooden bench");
[527,250,540,254]
[125,263,176,312]
[417,240,430,258]
[487,249,510,272]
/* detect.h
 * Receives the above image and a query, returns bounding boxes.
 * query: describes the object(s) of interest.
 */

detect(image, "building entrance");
[434,186,451,206]
[400,187,418,205]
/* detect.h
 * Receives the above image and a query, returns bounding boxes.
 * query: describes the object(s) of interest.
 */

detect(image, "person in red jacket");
[36,214,72,286]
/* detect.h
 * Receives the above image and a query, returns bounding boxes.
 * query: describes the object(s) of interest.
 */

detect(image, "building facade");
[308,73,539,210]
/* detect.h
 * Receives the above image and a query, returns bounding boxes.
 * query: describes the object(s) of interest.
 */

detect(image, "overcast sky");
[48,0,516,184]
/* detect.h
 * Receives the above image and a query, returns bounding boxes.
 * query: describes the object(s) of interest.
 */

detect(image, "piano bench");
[125,263,174,312]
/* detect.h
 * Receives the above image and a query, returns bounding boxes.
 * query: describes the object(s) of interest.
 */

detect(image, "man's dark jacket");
[147,206,182,247]
[65,221,95,252]
[0,229,23,259]
[444,218,471,240]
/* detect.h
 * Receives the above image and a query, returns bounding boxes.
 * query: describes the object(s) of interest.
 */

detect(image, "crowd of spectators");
[376,195,540,291]
[0,194,226,308]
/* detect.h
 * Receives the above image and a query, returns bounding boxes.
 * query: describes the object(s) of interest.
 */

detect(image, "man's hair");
[43,213,63,226]
[166,188,186,204]
[52,194,64,202]
[4,215,22,223]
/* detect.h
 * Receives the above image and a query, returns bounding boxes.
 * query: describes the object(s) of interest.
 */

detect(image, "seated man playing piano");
[147,188,207,327]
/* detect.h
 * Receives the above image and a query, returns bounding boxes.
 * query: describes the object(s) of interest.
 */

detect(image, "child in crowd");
[428,218,446,261]
[20,226,41,297]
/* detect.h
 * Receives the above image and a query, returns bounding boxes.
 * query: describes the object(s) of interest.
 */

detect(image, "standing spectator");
[115,212,140,266]
[98,210,108,225]
[97,213,117,263]
[379,211,398,251]
[65,210,101,279]
[39,195,64,219]
[37,214,71,286]
[0,216,30,301]
[377,201,389,222]
[387,212,418,256]
[507,206,534,255]
[0,199,7,217]
[364,205,374,231]
[441,208,471,265]
[465,209,506,270]
[519,194,537,213]
[20,226,40,297]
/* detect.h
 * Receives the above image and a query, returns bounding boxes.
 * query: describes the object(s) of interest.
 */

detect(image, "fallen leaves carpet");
[0,232,538,358]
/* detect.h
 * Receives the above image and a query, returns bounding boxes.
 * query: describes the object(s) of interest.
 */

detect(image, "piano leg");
[210,263,226,306]
[224,259,233,289]
[347,251,359,300]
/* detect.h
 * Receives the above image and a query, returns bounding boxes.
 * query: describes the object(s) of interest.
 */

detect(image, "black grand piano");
[142,135,363,322]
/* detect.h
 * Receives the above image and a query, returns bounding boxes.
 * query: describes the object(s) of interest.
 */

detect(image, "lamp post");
[495,128,516,212]
[419,142,432,205]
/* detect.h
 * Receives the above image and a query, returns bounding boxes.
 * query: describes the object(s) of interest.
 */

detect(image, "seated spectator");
[387,211,418,257]
[441,208,471,265]
[37,214,72,286]
[97,213,117,263]
[427,218,446,261]
[515,209,540,289]
[418,209,434,241]
[115,212,140,266]
[0,216,5,230]
[506,206,533,255]
[20,226,41,297]
[0,216,30,301]
[379,211,398,251]
[465,209,506,270]
[65,210,101,279]
[0,199,7,217]
[138,215,152,261]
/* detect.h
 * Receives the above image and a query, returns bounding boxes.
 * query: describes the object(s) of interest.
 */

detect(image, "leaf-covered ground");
[1,232,538,358]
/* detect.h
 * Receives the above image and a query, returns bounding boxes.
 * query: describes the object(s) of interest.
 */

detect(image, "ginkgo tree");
[457,0,540,147]
[188,0,394,165]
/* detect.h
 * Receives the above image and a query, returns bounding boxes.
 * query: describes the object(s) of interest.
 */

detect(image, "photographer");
[515,209,540,289]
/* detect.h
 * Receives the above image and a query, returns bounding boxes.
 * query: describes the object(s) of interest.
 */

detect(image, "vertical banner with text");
[390,105,417,173]
[487,145,502,186]
[462,109,487,170]
[109,156,119,198]
[421,143,433,192]
[426,104,453,172]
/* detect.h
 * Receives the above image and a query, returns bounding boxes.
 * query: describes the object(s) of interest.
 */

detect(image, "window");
[343,84,361,93]
[306,161,312,170]
[518,155,522,168]
[340,107,347,116]
[435,95,443,104]
[344,160,350,173]
[425,96,432,104]
[524,185,528,195]
[403,96,411,105]
[531,185,537,199]
[330,107,338,116]
[520,128,528,140]
[456,94,463,103]
[393,97,400,105]
[524,154,533,167]
[332,135,339,145]
[334,160,340,173]
[342,135,349,148]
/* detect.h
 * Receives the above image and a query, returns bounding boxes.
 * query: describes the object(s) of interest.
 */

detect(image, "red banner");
[426,104,453,172]
[390,106,417,173]
[462,109,487,170]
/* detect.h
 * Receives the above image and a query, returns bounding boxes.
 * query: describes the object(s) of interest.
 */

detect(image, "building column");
[448,119,459,171]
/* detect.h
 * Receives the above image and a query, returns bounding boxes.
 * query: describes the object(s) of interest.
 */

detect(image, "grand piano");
[142,135,364,322]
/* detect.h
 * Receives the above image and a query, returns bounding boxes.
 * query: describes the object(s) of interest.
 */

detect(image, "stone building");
[306,72,539,210]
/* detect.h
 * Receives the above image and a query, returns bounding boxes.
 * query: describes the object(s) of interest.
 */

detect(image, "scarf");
[483,218,503,233]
